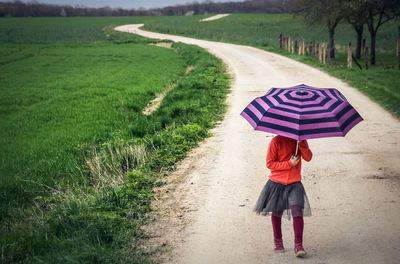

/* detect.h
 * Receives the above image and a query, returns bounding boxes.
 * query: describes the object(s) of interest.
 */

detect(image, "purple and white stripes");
[240,84,363,140]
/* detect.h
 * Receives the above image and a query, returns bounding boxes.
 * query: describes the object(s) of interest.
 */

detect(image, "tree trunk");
[329,27,335,58]
[355,26,363,59]
[370,31,376,65]
[327,43,331,65]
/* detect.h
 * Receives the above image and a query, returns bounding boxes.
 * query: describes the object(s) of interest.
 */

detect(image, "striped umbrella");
[240,84,363,153]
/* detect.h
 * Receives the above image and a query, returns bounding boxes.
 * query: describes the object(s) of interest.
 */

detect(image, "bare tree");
[365,0,400,65]
[289,0,346,58]
[343,0,368,59]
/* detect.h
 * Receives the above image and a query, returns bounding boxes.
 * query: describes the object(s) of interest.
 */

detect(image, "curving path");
[115,24,400,264]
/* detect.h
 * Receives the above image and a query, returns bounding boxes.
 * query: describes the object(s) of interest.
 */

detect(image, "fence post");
[310,42,313,56]
[317,44,322,63]
[310,41,313,56]
[298,40,301,55]
[322,43,326,65]
[365,46,369,70]
[284,37,287,50]
[279,33,282,49]
[302,40,305,55]
[300,40,303,55]
[288,37,291,52]
[305,42,308,55]
[327,43,331,65]
[285,37,287,51]
[291,40,294,53]
[347,42,352,68]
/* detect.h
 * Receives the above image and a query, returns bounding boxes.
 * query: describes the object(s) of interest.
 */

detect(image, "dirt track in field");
[115,24,400,264]
[200,14,230,22]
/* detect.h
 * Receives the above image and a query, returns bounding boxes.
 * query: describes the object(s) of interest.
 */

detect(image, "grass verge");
[270,50,400,118]
[0,18,230,263]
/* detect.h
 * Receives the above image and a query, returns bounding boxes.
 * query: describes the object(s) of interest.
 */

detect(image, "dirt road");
[115,25,400,264]
[200,14,230,22]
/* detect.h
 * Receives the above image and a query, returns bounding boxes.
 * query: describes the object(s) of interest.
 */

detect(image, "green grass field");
[143,14,400,118]
[144,14,398,51]
[0,41,185,215]
[0,17,154,42]
[0,17,229,263]
[1,13,398,263]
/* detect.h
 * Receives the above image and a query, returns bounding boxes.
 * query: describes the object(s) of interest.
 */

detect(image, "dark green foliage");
[150,124,209,170]
[97,170,155,219]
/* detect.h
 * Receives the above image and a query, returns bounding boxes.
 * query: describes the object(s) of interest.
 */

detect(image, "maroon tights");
[271,205,304,244]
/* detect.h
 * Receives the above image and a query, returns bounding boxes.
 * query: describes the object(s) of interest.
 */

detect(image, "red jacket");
[266,135,312,185]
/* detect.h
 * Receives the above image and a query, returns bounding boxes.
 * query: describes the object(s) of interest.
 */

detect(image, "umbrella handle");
[295,140,299,157]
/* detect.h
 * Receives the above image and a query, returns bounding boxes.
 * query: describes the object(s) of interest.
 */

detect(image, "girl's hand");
[299,140,308,148]
[290,155,300,167]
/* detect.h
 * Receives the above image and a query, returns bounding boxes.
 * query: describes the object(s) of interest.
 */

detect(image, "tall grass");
[84,140,148,192]
[0,17,230,262]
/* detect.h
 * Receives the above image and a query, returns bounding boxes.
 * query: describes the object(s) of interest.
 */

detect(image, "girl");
[254,135,312,257]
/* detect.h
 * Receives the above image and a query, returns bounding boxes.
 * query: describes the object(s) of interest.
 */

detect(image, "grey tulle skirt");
[254,180,311,220]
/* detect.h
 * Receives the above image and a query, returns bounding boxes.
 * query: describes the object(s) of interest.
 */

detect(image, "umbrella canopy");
[240,84,363,141]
